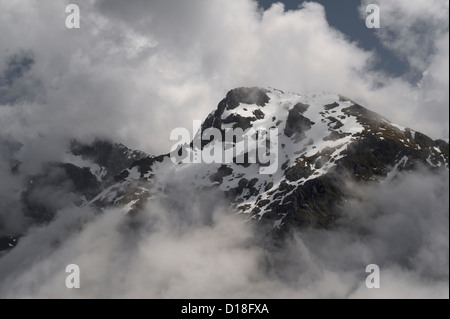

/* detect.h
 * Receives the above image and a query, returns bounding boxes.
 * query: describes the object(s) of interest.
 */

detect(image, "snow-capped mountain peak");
[2,87,449,252]
[87,87,448,231]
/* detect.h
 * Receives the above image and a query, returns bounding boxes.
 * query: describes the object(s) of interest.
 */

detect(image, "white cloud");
[0,170,447,298]
[362,0,449,71]
[360,0,449,138]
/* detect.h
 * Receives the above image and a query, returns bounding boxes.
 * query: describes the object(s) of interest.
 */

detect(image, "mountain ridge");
[89,87,449,230]
[1,87,448,252]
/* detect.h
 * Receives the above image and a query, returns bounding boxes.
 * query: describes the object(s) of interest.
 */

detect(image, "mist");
[0,168,447,299]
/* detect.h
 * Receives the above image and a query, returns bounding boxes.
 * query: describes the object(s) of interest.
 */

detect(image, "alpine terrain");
[1,87,449,252]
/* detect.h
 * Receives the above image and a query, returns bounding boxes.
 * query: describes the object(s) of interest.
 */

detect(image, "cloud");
[0,50,43,105]
[0,168,447,298]
[361,0,449,72]
[359,0,449,138]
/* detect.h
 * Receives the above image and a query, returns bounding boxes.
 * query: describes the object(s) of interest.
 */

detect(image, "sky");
[0,0,448,299]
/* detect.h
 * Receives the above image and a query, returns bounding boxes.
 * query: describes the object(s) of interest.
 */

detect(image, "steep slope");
[92,88,449,231]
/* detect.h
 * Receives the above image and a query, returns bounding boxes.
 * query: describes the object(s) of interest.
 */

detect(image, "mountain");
[1,87,448,252]
[84,87,449,229]
[1,139,147,252]
[21,139,147,224]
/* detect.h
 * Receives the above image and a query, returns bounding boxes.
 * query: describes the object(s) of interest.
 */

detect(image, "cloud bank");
[0,169,448,298]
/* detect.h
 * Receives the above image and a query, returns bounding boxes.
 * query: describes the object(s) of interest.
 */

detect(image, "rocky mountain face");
[122,88,448,230]
[21,139,148,224]
[1,87,448,252]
